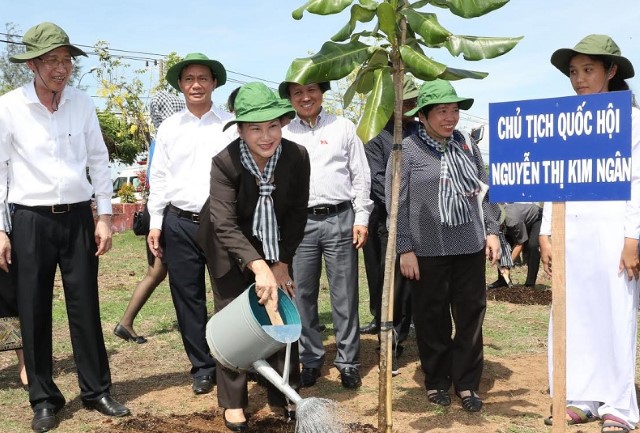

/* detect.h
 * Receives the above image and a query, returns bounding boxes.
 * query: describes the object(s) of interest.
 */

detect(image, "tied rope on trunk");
[239,140,282,261]
[418,125,482,227]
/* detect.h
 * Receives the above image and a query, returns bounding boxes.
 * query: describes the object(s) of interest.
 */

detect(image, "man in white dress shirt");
[147,53,234,396]
[279,79,372,389]
[0,22,129,432]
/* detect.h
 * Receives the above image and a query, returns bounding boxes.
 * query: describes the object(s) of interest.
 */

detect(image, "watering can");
[205,284,301,372]
[206,285,341,433]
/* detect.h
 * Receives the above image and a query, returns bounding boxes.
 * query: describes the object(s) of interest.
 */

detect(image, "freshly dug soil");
[486,285,552,305]
[107,411,378,433]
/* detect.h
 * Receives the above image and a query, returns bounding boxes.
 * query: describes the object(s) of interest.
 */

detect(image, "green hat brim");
[10,43,87,63]
[166,57,227,92]
[405,96,474,117]
[223,106,296,131]
[550,48,635,80]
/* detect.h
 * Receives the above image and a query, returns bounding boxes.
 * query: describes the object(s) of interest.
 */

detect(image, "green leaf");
[444,35,523,60]
[351,49,389,98]
[342,49,388,108]
[377,2,397,40]
[357,68,394,143]
[344,64,376,108]
[331,4,378,42]
[368,48,391,68]
[429,0,510,18]
[400,45,488,80]
[292,0,355,19]
[403,9,451,45]
[285,40,374,84]
[439,66,489,80]
[355,69,375,94]
[343,77,361,109]
[399,45,447,80]
[409,0,431,9]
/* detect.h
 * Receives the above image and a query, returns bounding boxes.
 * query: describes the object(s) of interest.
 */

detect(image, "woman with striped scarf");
[389,79,501,413]
[197,82,310,431]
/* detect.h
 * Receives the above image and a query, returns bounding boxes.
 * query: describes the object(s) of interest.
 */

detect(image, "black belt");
[308,201,351,216]
[168,204,200,224]
[12,200,91,214]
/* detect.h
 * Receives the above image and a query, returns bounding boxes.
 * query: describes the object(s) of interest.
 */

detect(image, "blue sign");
[489,91,632,202]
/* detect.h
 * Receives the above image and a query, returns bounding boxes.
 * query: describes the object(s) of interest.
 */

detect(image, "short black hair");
[227,86,241,113]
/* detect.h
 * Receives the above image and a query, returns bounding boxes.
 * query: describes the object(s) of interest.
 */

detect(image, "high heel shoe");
[113,324,147,344]
[223,409,247,432]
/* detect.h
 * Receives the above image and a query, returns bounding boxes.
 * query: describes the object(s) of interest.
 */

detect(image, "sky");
[3,0,640,158]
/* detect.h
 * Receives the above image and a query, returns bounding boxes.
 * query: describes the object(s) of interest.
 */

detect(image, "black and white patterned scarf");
[239,140,282,261]
[418,125,482,226]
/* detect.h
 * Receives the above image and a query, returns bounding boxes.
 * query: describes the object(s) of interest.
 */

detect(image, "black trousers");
[212,264,300,410]
[163,210,216,378]
[11,205,111,411]
[362,203,412,343]
[411,250,486,392]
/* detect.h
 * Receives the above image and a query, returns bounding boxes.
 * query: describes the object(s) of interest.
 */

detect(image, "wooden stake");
[378,8,408,430]
[551,202,566,433]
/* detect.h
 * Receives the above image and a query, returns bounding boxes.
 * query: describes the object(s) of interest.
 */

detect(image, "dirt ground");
[3,284,608,433]
[94,286,561,433]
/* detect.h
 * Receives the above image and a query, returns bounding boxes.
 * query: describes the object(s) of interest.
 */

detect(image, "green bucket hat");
[278,80,330,99]
[550,34,634,80]
[165,52,227,92]
[223,82,296,131]
[405,79,474,116]
[10,22,87,63]
[402,76,420,100]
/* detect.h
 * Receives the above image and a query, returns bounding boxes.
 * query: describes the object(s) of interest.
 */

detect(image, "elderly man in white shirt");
[0,22,129,432]
[279,79,372,389]
[147,53,235,397]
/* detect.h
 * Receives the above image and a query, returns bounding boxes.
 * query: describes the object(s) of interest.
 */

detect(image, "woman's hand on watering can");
[249,259,279,308]
[271,261,296,297]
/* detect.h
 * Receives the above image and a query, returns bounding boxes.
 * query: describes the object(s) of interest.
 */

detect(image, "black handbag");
[132,206,150,236]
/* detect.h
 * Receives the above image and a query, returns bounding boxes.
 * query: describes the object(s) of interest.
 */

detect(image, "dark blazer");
[197,137,310,279]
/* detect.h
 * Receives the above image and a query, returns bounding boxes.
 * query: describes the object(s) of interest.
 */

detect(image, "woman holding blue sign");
[540,34,640,433]
[389,79,501,412]
[196,82,310,431]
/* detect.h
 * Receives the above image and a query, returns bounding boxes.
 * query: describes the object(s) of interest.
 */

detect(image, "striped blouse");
[388,130,500,257]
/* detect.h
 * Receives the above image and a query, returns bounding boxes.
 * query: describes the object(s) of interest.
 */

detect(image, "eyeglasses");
[37,56,74,69]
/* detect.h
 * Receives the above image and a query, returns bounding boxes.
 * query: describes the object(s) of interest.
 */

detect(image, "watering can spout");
[252,359,302,404]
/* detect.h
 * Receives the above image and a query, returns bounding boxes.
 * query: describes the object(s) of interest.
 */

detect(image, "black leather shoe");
[487,278,507,289]
[31,408,57,432]
[359,320,378,334]
[82,395,130,417]
[339,367,362,389]
[300,367,321,388]
[192,375,214,395]
[113,324,147,344]
[223,409,248,432]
